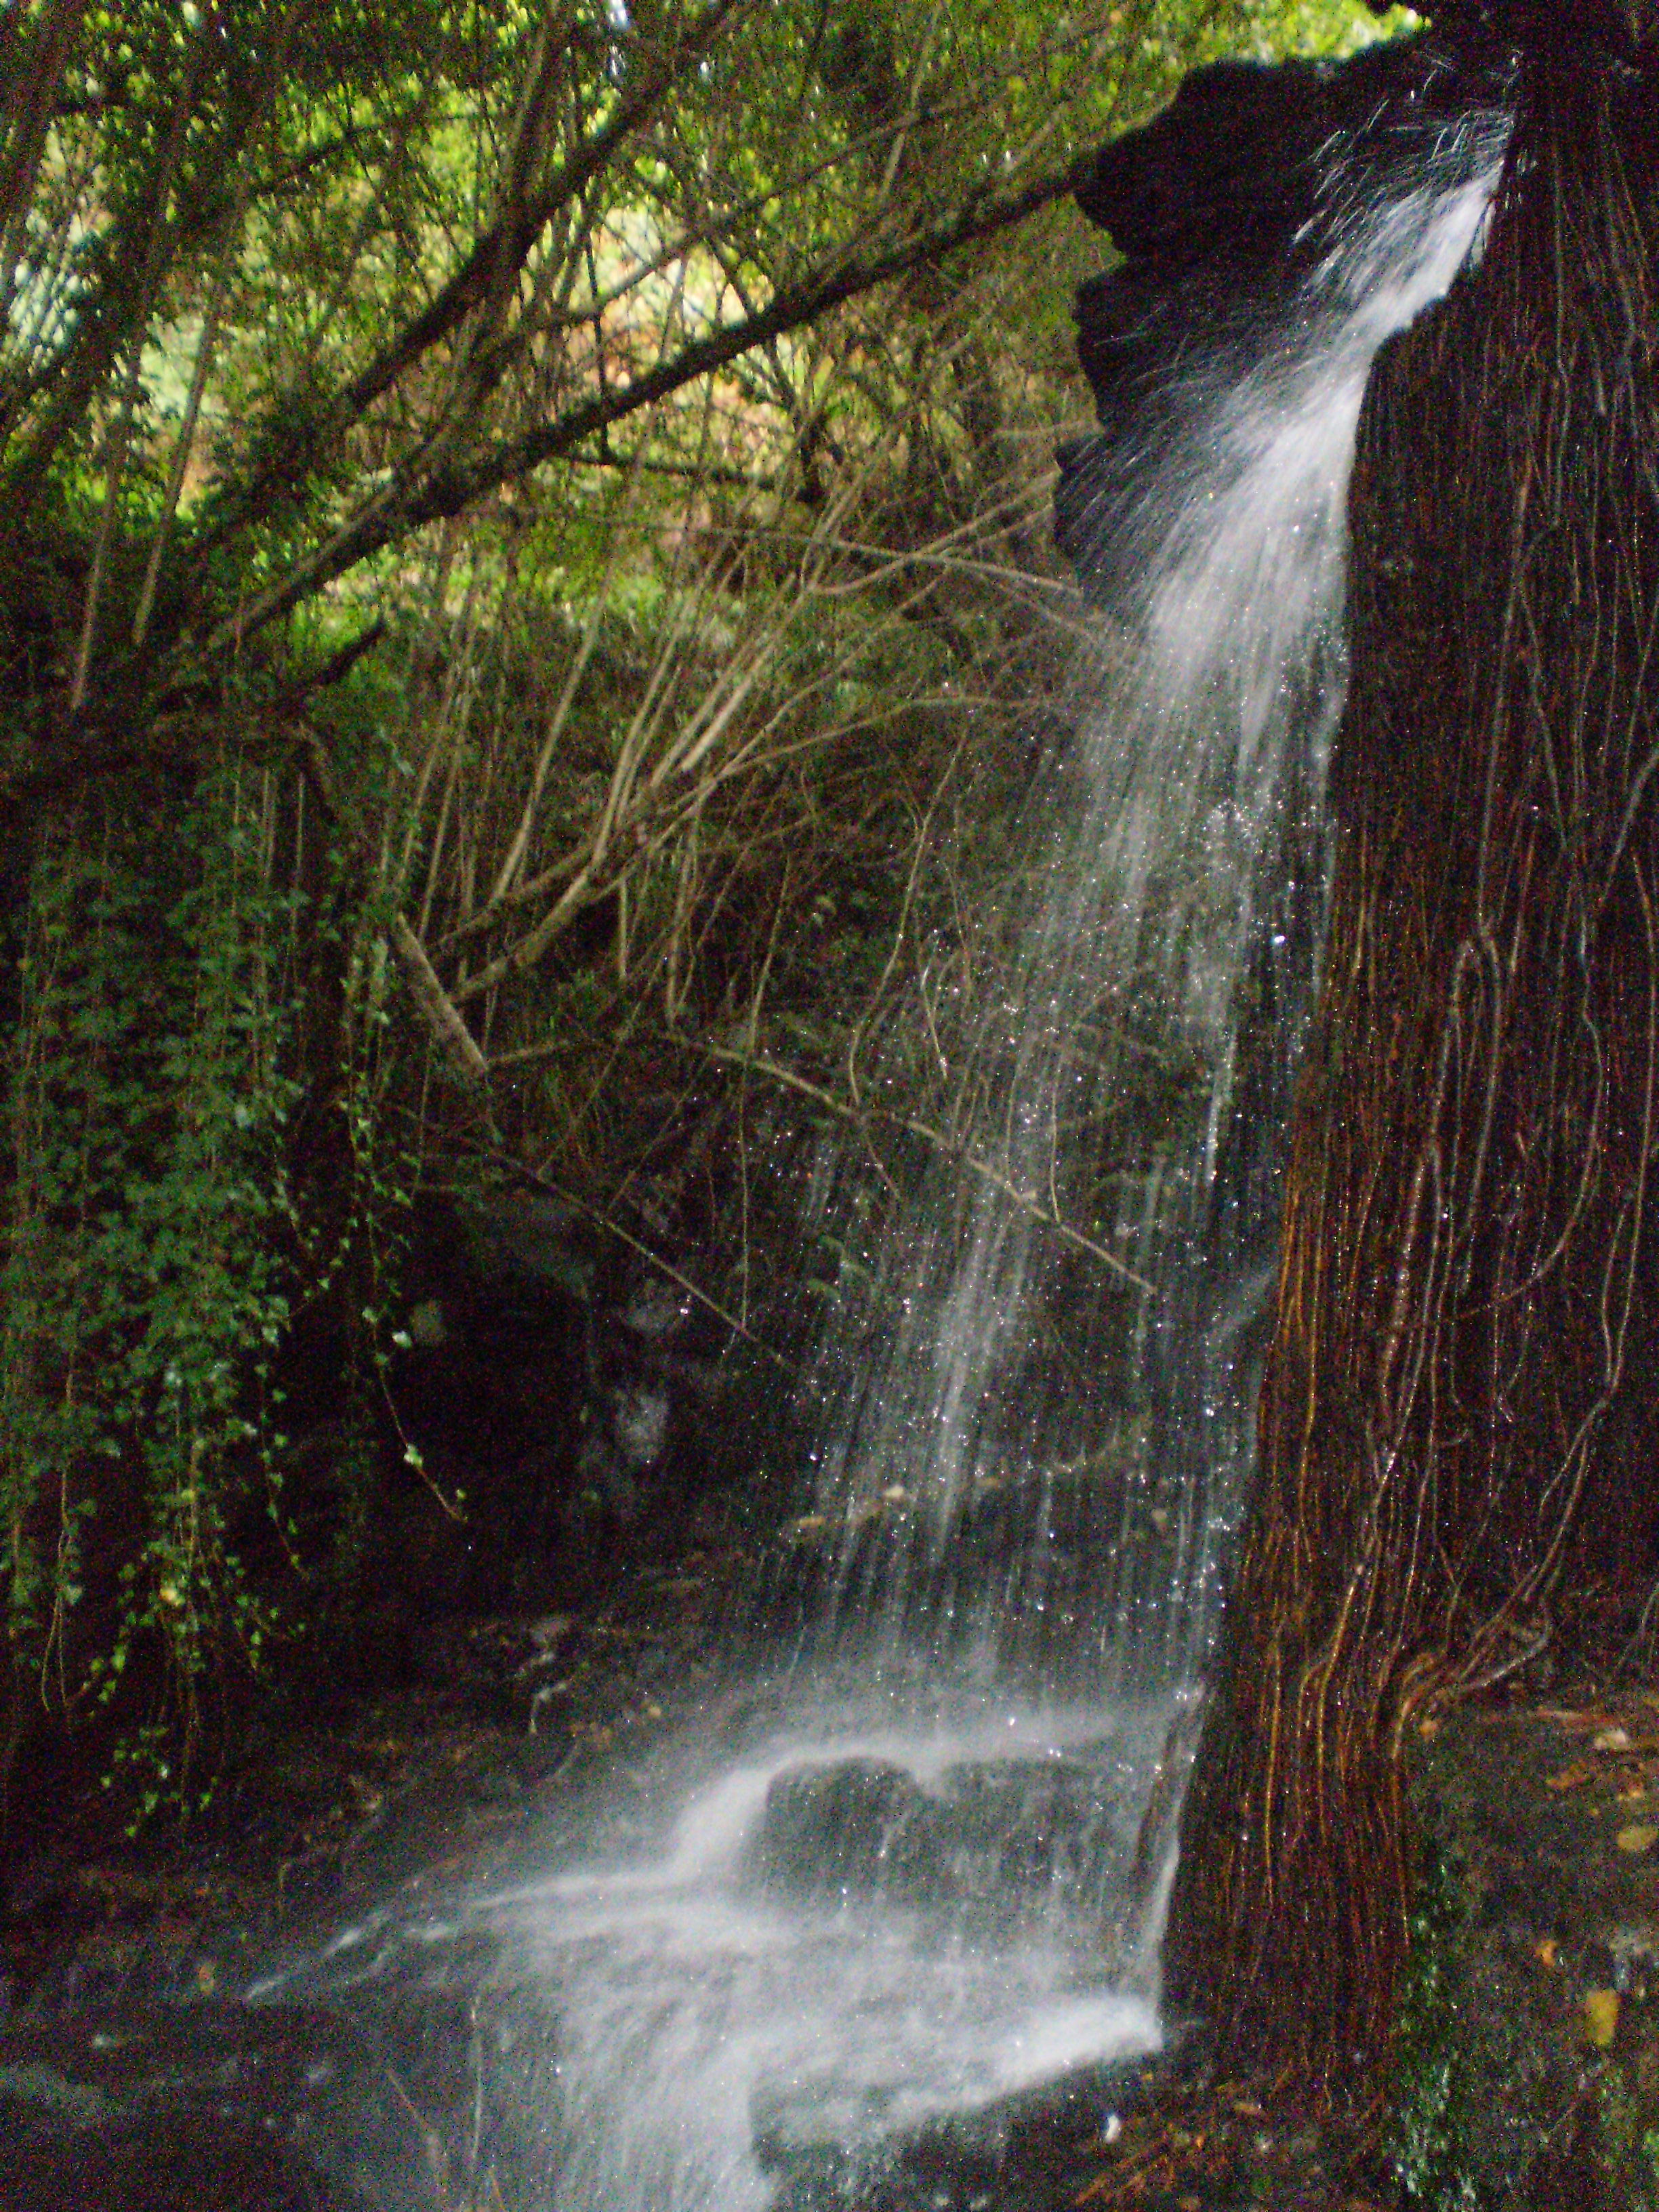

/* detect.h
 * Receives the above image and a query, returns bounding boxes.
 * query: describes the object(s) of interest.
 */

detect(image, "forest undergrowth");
[0,0,1406,1836]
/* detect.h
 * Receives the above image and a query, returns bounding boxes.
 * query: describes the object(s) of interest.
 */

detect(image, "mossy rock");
[1393,1700,1659,2208]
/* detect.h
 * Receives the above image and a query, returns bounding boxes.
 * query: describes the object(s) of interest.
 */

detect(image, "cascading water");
[256,79,1510,2212]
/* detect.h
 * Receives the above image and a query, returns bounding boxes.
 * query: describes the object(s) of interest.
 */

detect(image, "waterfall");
[264,92,1509,2212]
[781,130,1509,1694]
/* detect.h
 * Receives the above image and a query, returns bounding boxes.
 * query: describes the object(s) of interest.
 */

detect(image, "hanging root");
[1166,45,1659,2090]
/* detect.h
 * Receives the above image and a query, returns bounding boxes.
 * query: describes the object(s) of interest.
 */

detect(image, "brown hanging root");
[1164,47,1659,2089]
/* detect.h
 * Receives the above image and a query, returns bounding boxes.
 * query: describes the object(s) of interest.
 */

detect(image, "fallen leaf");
[1584,1989,1620,2047]
[1618,1777,1649,1802]
[195,1958,217,1994]
[1536,1938,1558,1969]
[1418,1716,1442,1741]
[1547,1761,1595,1791]
[1616,1824,1658,1854]
[1595,1726,1634,1753]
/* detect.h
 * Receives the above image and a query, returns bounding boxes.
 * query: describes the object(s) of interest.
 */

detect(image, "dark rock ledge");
[1055,19,1516,601]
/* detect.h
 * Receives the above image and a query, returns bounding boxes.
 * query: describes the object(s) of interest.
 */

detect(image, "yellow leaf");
[1584,1990,1620,2047]
[1536,1938,1558,1969]
[1616,1825,1658,1854]
[1547,1761,1595,1791]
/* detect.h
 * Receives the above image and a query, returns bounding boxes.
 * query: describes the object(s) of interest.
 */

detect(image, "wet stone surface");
[745,1751,1132,1925]
[10,1566,1650,2211]
[1402,1683,1659,2210]
[761,2047,1397,2212]
[0,1999,466,2211]
[0,1544,748,2210]
[0,1600,1372,2212]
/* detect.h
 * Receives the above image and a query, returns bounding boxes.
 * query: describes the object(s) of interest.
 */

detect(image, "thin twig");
[699,1044,1158,1294]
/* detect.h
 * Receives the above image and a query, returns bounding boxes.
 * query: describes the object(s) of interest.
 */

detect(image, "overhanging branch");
[184,154,1088,659]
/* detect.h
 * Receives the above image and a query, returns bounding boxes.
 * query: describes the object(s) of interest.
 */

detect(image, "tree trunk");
[1166,28,1659,2085]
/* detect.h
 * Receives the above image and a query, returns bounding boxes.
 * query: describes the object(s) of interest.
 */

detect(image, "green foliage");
[0,774,293,1792]
[0,0,1420,1807]
[0,756,419,1820]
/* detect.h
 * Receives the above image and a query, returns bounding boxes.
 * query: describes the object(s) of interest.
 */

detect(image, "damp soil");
[5,1576,1653,2212]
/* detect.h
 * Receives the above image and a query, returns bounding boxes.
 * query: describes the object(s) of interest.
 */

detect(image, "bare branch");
[183,153,1088,659]
[184,0,752,570]
[697,1044,1158,1296]
[296,713,489,1090]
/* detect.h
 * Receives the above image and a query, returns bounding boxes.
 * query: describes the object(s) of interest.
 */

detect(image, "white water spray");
[269,112,1507,2212]
[792,155,1506,1694]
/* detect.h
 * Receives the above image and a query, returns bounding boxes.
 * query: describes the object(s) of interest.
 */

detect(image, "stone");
[747,1759,945,1904]
[1055,30,1516,600]
[1400,1696,1659,2207]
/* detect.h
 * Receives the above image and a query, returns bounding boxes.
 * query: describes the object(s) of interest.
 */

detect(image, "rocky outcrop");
[384,1189,727,1607]
[1056,25,1516,598]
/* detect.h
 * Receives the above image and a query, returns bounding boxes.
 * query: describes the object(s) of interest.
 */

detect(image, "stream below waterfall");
[0,64,1511,2212]
[255,1669,1176,2211]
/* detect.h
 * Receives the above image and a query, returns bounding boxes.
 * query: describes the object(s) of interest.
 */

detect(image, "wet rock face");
[745,1752,1132,1925]
[1056,30,1517,600]
[386,1191,724,1603]
[750,1760,944,1903]
[935,1757,1132,1912]
[1073,39,1498,272]
[752,1464,1176,1699]
[0,2001,467,2212]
